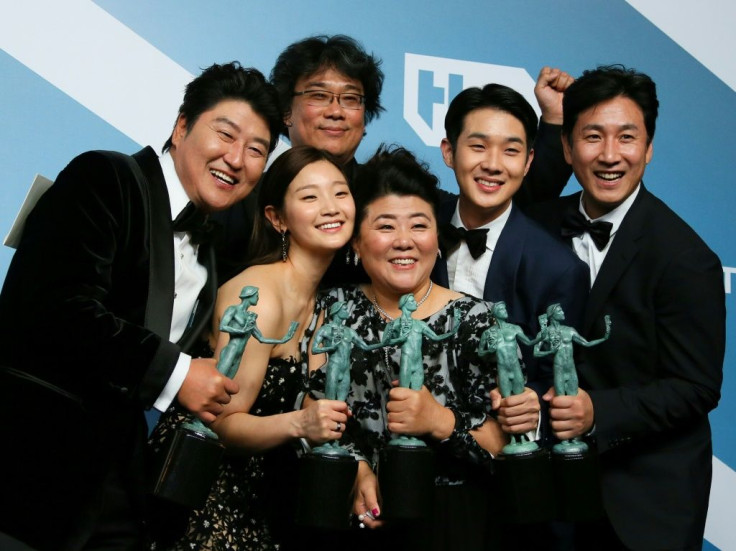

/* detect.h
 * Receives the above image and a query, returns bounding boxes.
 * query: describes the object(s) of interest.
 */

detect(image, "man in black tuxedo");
[0,62,282,550]
[529,66,725,550]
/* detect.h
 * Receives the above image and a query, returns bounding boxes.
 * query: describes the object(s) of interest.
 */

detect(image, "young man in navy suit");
[0,62,282,550]
[433,81,589,439]
[529,65,725,550]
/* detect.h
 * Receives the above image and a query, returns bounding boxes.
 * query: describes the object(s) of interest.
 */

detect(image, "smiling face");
[563,95,653,219]
[170,99,271,213]
[353,194,438,299]
[441,108,533,229]
[270,160,355,256]
[287,67,366,166]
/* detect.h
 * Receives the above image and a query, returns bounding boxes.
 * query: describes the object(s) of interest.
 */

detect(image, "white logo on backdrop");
[403,53,539,147]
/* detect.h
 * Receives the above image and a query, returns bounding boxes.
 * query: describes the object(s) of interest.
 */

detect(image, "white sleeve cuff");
[527,412,542,442]
[153,352,191,412]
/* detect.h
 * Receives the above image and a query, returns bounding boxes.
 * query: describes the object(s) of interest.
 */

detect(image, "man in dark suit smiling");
[530,65,725,550]
[0,62,282,550]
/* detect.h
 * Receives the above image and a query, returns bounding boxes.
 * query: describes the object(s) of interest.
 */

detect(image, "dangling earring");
[345,248,351,265]
[281,230,288,262]
[437,248,442,259]
[353,251,360,266]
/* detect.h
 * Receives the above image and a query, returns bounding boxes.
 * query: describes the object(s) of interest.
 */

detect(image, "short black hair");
[444,84,538,151]
[352,145,440,234]
[163,61,283,153]
[270,35,384,136]
[247,146,346,266]
[562,64,658,144]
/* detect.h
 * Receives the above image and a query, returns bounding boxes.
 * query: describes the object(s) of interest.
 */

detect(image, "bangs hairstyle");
[246,146,346,266]
[163,61,283,153]
[562,64,658,144]
[444,83,538,151]
[270,35,385,136]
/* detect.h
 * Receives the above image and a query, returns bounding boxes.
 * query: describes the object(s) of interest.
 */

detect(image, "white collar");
[159,150,191,220]
[579,183,641,236]
[451,201,512,251]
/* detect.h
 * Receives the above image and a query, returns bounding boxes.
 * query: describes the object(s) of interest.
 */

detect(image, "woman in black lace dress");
[308,146,540,550]
[148,146,355,550]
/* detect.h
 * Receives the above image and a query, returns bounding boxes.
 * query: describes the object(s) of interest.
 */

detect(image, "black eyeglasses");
[292,89,365,110]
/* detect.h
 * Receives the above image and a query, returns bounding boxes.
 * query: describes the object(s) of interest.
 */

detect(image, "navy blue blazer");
[432,193,589,398]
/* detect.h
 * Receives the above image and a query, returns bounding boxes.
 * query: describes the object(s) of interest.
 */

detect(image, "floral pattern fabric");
[148,317,316,550]
[308,286,498,484]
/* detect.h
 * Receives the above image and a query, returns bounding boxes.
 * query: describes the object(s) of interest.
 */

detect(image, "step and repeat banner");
[1,1,734,548]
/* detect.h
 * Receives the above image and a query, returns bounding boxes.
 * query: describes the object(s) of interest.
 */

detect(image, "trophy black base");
[149,427,224,509]
[551,446,604,521]
[296,453,358,529]
[494,447,554,523]
[378,445,435,520]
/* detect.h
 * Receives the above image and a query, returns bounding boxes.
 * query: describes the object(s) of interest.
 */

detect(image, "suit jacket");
[0,147,216,550]
[432,198,589,407]
[528,186,725,549]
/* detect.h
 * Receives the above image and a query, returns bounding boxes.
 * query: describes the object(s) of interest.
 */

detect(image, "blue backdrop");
[1,1,733,548]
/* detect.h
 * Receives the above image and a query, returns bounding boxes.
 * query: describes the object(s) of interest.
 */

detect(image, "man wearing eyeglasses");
[214,36,576,287]
[212,34,385,283]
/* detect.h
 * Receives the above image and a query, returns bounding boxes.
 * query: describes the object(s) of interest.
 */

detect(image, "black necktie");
[173,202,214,245]
[439,224,489,260]
[560,209,613,251]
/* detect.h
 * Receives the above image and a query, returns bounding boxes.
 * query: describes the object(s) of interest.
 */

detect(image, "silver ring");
[336,422,342,432]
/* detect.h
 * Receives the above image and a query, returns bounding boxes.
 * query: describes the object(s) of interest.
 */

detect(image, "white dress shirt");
[447,202,512,298]
[572,184,641,286]
[153,151,209,412]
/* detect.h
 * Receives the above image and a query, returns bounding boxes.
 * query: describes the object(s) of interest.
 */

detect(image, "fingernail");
[372,507,380,517]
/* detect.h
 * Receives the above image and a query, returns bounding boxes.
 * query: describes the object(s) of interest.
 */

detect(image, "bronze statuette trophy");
[377,293,460,520]
[478,301,554,524]
[534,303,611,521]
[150,286,297,508]
[297,301,381,529]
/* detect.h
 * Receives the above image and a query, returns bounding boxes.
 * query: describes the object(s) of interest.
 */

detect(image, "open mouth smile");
[211,169,237,186]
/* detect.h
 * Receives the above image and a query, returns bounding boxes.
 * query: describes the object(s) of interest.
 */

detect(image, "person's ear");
[264,206,286,233]
[171,114,188,150]
[440,138,455,169]
[524,148,535,177]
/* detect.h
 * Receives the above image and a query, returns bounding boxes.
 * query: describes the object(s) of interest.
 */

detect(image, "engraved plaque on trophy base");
[551,448,604,521]
[378,445,435,520]
[494,447,554,523]
[149,427,224,509]
[296,453,358,529]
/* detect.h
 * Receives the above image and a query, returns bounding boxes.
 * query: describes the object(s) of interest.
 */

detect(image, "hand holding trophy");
[151,286,298,508]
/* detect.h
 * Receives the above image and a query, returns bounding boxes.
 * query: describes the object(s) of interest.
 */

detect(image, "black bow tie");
[439,224,489,260]
[173,202,214,245]
[560,209,613,251]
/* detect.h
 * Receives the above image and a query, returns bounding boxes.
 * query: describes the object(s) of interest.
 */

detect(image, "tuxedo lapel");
[583,188,648,334]
[432,194,458,289]
[177,244,217,352]
[130,147,176,340]
[484,206,524,303]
